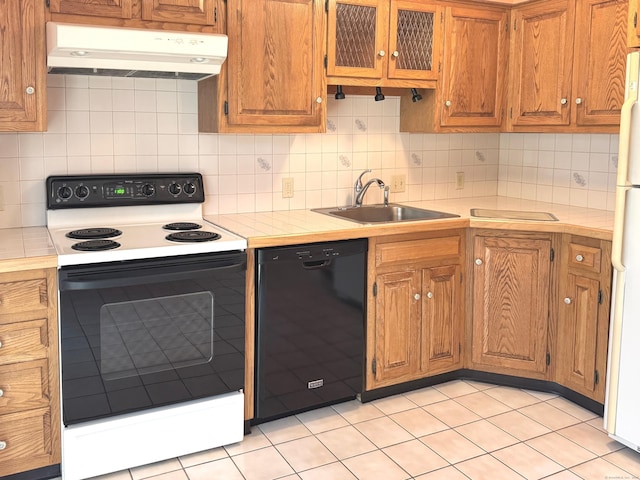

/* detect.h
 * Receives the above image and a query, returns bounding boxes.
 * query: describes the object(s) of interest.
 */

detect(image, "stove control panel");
[47,174,205,209]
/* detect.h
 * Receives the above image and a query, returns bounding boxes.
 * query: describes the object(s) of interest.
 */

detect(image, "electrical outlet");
[456,172,465,190]
[390,174,406,193]
[282,177,294,198]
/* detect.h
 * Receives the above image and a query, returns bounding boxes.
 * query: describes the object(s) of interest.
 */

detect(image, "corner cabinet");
[327,0,442,87]
[400,2,508,132]
[0,0,47,132]
[471,231,555,379]
[556,236,612,403]
[198,0,326,133]
[507,0,627,132]
[367,230,465,390]
[49,0,219,28]
[0,267,60,477]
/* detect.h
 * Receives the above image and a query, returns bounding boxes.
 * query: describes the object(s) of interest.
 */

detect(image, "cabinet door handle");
[575,254,584,262]
[564,297,572,304]
[575,97,583,105]
[0,389,3,397]
[560,98,568,105]
[392,50,399,57]
[0,340,3,348]
[25,86,35,95]
[378,50,386,57]
[445,100,452,107]
[475,258,483,265]
[414,293,420,300]
[315,97,323,104]
[0,441,6,450]
[426,291,433,299]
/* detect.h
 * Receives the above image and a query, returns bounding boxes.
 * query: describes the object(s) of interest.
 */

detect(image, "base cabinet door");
[471,234,552,378]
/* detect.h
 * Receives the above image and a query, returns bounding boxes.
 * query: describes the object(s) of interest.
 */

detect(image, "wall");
[0,75,618,229]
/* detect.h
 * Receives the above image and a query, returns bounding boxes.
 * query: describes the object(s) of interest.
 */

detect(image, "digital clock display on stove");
[114,187,126,195]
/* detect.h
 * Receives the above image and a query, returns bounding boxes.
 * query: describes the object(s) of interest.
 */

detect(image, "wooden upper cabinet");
[327,0,441,86]
[49,0,135,19]
[225,0,325,128]
[572,0,627,127]
[439,5,508,128]
[471,234,552,378]
[49,0,220,29]
[0,0,46,132]
[508,0,575,128]
[508,0,627,132]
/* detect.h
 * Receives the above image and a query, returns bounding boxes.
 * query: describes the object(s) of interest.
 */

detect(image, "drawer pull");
[426,291,433,299]
[0,340,2,348]
[0,389,3,397]
[575,254,584,262]
[475,258,483,266]
[414,293,420,301]
[564,297,572,305]
[0,441,6,450]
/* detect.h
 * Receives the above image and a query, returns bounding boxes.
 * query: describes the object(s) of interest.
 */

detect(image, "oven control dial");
[183,181,197,196]
[141,183,155,197]
[57,185,73,200]
[168,183,182,196]
[75,185,90,199]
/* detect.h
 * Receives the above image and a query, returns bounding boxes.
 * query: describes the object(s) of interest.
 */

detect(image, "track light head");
[411,88,422,102]
[374,87,385,101]
[334,85,345,100]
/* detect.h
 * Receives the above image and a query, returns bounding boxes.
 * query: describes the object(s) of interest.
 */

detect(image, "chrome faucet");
[353,169,385,207]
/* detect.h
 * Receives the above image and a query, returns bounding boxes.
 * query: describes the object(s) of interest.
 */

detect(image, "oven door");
[58,251,246,426]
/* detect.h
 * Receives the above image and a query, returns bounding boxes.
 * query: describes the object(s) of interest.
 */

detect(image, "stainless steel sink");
[312,203,460,224]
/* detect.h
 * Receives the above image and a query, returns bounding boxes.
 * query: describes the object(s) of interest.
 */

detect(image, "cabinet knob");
[575,97,583,105]
[414,293,420,300]
[315,97,323,104]
[378,50,386,57]
[560,98,568,105]
[25,86,35,95]
[392,50,399,57]
[564,297,572,305]
[0,441,5,450]
[0,389,3,397]
[445,100,452,107]
[426,291,433,299]
[575,254,584,262]
[475,258,483,266]
[0,340,2,348]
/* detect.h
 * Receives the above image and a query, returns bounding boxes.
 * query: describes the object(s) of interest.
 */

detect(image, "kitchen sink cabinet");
[198,0,326,133]
[399,2,508,132]
[470,231,555,379]
[556,236,612,403]
[0,267,60,478]
[48,0,220,29]
[367,230,465,390]
[326,0,442,87]
[507,0,627,132]
[0,0,47,132]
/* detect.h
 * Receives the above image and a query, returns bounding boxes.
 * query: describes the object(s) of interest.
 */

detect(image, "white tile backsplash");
[0,74,619,228]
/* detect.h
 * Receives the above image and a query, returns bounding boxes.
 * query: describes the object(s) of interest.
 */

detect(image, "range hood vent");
[46,22,228,80]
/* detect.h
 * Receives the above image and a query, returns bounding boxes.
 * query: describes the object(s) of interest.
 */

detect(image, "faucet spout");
[354,178,385,206]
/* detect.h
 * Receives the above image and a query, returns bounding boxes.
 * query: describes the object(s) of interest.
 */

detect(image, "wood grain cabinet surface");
[400,2,508,132]
[48,0,220,29]
[0,0,47,132]
[367,231,465,390]
[198,0,326,133]
[556,236,612,403]
[0,268,60,478]
[327,0,442,87]
[507,0,627,132]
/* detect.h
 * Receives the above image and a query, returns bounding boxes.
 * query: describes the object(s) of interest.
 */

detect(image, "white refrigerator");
[605,50,640,452]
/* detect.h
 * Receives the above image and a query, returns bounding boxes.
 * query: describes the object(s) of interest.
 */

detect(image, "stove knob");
[168,183,182,196]
[57,186,73,200]
[75,185,90,199]
[141,183,155,197]
[183,182,197,196]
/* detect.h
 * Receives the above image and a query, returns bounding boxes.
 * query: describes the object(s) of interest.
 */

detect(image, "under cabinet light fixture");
[374,87,385,101]
[411,88,422,102]
[335,85,345,100]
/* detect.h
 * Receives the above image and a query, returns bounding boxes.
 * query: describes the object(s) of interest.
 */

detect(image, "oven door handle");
[59,259,245,291]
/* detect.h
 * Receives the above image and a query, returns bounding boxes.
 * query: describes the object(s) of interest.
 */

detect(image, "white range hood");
[46,22,228,79]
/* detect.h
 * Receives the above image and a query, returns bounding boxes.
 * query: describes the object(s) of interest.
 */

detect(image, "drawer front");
[0,320,48,366]
[0,408,55,477]
[568,243,602,273]
[376,236,461,267]
[0,278,49,316]
[0,359,49,414]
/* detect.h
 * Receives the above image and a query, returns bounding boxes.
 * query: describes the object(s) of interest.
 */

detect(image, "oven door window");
[59,253,245,426]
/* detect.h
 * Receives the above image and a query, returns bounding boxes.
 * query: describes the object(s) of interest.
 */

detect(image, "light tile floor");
[66,381,640,480]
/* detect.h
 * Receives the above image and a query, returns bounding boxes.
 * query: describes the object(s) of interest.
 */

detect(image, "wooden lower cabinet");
[471,231,554,379]
[556,236,612,403]
[368,230,464,390]
[0,266,60,478]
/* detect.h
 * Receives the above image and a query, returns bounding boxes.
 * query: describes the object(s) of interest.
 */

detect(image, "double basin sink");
[312,203,459,224]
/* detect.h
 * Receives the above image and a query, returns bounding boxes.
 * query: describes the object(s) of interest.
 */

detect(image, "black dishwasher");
[255,239,367,423]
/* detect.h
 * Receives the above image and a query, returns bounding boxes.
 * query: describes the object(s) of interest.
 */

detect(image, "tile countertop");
[205,196,615,249]
[0,227,57,272]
